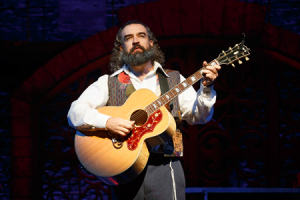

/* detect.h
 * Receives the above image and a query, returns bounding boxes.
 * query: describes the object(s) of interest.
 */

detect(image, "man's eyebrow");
[124,34,133,39]
[123,32,146,40]
[138,32,146,35]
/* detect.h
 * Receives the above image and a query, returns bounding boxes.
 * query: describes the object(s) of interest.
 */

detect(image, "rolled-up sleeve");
[67,75,111,130]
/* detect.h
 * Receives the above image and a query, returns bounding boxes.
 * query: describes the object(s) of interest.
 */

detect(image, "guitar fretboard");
[145,60,219,115]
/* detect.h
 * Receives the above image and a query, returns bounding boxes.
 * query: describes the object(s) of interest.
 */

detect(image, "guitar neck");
[145,59,219,115]
[144,38,251,116]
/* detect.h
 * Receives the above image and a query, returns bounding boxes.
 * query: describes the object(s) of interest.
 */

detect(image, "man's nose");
[132,36,140,44]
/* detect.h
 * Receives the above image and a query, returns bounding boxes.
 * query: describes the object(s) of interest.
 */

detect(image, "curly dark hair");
[109,20,165,72]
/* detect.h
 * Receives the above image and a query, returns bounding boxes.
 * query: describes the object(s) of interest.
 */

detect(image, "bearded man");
[68,21,220,200]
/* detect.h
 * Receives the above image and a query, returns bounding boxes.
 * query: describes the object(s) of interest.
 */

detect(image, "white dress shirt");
[67,61,216,130]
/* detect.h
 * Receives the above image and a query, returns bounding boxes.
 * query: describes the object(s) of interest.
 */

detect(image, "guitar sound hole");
[130,109,148,126]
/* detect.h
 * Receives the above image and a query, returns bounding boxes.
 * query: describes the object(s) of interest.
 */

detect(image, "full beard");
[121,44,156,67]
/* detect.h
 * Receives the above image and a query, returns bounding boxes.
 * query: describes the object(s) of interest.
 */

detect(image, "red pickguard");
[127,109,163,150]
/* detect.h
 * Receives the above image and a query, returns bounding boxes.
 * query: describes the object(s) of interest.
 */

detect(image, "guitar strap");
[156,68,173,109]
[157,68,184,157]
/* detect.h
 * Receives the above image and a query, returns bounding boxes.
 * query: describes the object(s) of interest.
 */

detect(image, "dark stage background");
[1,0,300,199]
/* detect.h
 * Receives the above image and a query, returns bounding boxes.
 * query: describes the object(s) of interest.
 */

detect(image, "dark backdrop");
[1,0,300,199]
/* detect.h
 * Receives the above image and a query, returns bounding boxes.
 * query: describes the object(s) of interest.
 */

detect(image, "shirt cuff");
[200,80,214,99]
[94,113,111,129]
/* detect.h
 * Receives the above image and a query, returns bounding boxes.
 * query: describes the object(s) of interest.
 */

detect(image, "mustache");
[130,44,146,53]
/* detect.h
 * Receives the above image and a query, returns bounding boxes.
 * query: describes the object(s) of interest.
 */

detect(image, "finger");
[117,127,131,136]
[206,72,218,79]
[215,65,221,70]
[202,69,214,76]
[208,64,221,70]
[118,118,132,125]
[207,65,221,72]
[115,130,125,136]
[203,61,208,67]
[116,130,127,137]
[203,73,217,83]
[204,66,218,74]
[122,121,135,130]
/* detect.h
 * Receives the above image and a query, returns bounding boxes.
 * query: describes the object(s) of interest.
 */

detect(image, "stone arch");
[10,0,300,198]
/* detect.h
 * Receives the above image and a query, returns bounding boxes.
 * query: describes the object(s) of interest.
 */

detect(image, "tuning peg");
[232,63,235,68]
[238,60,243,64]
[245,57,249,61]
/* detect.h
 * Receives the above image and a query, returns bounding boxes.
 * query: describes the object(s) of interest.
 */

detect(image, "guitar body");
[74,89,176,185]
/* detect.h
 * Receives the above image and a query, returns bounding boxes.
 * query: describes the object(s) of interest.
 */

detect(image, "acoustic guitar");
[74,39,250,185]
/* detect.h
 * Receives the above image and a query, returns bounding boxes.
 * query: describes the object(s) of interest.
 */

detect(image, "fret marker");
[157,101,161,105]
[175,88,179,93]
[191,76,196,81]
[153,104,157,109]
[166,95,169,99]
[182,82,187,87]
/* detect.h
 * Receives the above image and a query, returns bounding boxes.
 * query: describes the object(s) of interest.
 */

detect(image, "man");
[68,21,220,200]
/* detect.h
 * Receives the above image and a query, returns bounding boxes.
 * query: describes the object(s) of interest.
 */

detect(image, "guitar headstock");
[216,39,250,67]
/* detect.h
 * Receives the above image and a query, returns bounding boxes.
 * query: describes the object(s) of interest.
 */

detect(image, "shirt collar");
[110,61,169,77]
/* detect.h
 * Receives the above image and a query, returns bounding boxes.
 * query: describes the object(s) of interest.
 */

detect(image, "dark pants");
[111,153,186,200]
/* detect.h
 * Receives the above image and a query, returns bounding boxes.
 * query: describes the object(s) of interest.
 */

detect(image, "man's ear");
[120,45,123,51]
[150,40,153,47]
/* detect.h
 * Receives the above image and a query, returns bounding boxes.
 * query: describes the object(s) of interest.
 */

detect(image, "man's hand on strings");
[105,117,135,137]
[202,61,221,86]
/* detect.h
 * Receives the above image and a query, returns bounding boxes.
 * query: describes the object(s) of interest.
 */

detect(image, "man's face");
[121,23,153,54]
